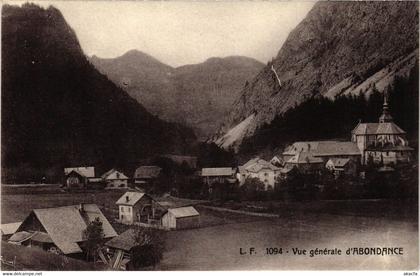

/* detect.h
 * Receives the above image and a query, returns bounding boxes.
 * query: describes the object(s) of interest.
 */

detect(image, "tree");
[130,227,165,269]
[83,217,104,262]
[240,177,265,200]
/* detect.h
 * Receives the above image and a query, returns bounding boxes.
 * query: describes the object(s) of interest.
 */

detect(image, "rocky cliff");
[216,1,419,149]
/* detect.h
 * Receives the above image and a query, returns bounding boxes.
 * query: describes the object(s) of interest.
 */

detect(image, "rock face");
[90,53,264,139]
[1,4,196,180]
[216,1,419,149]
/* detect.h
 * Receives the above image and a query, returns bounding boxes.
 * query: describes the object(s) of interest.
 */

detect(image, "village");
[1,94,417,270]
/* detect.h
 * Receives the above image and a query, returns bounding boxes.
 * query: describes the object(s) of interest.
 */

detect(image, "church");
[351,94,413,165]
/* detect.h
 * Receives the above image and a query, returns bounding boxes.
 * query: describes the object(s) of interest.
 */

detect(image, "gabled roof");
[20,204,117,254]
[1,222,21,235]
[134,166,162,179]
[167,206,199,218]
[201,167,234,177]
[286,152,323,164]
[116,191,146,206]
[64,167,95,178]
[101,169,129,180]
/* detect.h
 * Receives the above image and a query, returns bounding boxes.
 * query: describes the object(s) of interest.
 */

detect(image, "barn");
[161,206,200,230]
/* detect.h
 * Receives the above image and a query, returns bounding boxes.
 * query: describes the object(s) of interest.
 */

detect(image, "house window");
[264,172,268,176]
[121,206,124,212]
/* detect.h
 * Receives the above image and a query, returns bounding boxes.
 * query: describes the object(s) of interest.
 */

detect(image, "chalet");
[64,166,100,189]
[102,169,129,189]
[351,94,413,165]
[1,222,21,241]
[161,206,200,230]
[8,204,117,256]
[238,158,281,190]
[325,158,357,178]
[116,192,162,225]
[133,166,162,186]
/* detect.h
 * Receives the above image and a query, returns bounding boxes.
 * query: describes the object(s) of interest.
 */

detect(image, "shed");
[1,222,22,240]
[161,206,200,230]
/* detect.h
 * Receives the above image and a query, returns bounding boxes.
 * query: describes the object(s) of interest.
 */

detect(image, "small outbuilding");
[161,206,200,230]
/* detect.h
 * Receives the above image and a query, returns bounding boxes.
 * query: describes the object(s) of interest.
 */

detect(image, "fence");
[198,205,279,218]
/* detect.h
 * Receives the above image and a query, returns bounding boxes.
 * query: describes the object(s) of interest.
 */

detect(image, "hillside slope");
[91,53,264,138]
[1,4,196,182]
[216,1,419,149]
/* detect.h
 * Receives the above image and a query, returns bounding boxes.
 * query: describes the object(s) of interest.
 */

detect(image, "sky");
[6,1,315,67]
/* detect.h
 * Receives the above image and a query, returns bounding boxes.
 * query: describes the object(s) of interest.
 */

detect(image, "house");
[102,169,129,189]
[161,154,198,169]
[161,206,200,230]
[325,158,357,178]
[133,166,162,186]
[1,222,21,241]
[64,166,98,189]
[351,94,413,165]
[238,158,281,190]
[116,192,162,225]
[283,152,324,174]
[8,204,117,256]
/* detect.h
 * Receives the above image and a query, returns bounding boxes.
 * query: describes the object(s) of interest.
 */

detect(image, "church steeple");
[379,91,393,123]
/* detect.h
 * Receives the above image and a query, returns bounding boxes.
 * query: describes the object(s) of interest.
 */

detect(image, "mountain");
[1,4,196,182]
[90,53,264,138]
[215,1,419,150]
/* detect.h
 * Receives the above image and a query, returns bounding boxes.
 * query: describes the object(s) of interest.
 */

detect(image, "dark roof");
[105,229,141,252]
[134,166,162,179]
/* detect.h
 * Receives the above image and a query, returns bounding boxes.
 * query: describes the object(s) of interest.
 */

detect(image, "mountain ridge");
[1,3,196,182]
[90,52,264,138]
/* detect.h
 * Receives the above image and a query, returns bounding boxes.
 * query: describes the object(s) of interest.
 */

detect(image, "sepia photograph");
[0,0,419,272]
